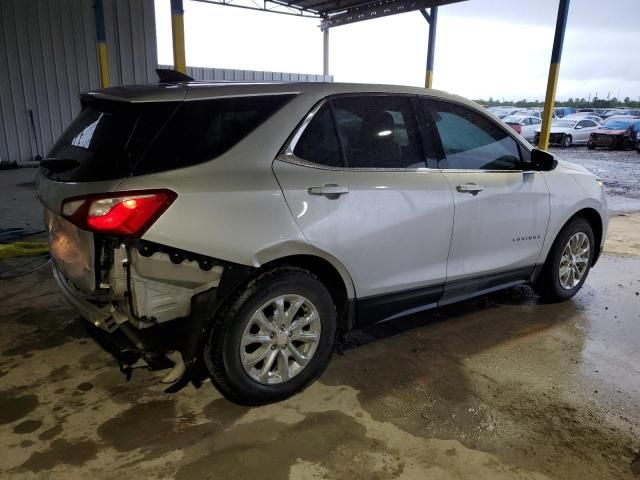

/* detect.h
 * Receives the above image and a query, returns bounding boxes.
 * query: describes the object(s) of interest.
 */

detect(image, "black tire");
[562,134,572,148]
[587,143,596,150]
[204,267,336,405]
[533,217,594,302]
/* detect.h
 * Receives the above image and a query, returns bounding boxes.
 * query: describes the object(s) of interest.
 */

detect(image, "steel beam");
[323,28,329,76]
[539,0,570,151]
[424,6,437,88]
[171,0,187,74]
[320,0,460,29]
[93,0,110,88]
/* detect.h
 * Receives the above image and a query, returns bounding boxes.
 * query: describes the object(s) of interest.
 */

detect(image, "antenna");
[155,68,194,83]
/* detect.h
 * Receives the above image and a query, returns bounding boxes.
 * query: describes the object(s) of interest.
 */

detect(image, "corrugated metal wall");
[0,0,157,165]
[158,64,333,83]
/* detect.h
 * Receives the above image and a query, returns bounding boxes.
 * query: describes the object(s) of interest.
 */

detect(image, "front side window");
[424,99,522,171]
[331,96,426,168]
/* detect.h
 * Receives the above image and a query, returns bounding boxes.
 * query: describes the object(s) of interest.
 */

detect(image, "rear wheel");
[562,134,572,148]
[534,217,594,302]
[587,143,596,150]
[204,268,336,405]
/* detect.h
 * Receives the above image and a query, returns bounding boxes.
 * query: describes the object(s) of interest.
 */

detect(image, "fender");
[253,240,357,300]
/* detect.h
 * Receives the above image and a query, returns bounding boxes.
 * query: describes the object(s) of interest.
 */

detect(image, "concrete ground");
[1,150,639,479]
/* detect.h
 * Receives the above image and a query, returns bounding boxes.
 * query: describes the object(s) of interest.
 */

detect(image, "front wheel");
[562,134,572,148]
[533,217,594,302]
[204,268,336,405]
[587,143,596,150]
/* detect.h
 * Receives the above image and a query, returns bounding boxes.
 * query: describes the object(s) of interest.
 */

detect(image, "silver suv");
[38,82,608,404]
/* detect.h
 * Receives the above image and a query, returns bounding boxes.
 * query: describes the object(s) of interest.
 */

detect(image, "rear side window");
[137,94,294,175]
[293,104,343,167]
[43,94,294,181]
[332,96,426,169]
[423,99,522,171]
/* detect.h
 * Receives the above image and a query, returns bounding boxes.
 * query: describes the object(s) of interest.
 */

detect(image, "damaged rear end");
[37,86,294,381]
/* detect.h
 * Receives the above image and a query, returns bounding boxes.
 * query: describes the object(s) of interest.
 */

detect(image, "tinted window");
[425,99,522,170]
[138,95,294,175]
[331,96,426,168]
[45,100,178,182]
[293,104,342,167]
[44,94,294,181]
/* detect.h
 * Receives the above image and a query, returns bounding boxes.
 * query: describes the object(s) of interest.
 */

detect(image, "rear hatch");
[39,89,295,293]
[39,97,182,291]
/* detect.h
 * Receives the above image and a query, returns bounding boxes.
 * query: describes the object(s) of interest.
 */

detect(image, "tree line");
[473,96,640,108]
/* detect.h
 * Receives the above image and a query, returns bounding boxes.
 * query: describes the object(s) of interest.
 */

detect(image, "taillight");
[508,123,522,134]
[61,190,177,237]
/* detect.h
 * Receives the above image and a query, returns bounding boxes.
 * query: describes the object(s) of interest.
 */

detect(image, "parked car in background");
[554,107,576,118]
[564,113,603,124]
[488,107,521,119]
[37,81,609,405]
[601,109,626,119]
[503,114,541,141]
[534,118,600,147]
[624,109,640,117]
[513,108,557,120]
[587,116,640,150]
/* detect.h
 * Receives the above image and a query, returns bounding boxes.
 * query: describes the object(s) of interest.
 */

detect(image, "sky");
[154,0,640,102]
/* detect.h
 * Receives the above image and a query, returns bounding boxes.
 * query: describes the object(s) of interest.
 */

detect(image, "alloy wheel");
[559,232,590,290]
[240,294,322,384]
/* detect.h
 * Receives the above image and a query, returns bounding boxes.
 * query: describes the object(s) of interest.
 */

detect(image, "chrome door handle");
[308,184,349,197]
[456,183,484,195]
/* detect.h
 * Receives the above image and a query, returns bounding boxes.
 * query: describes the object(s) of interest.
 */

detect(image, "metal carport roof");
[191,0,464,28]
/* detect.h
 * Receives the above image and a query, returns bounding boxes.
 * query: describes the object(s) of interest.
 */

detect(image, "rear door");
[527,117,542,141]
[575,119,598,143]
[420,98,550,302]
[274,95,454,323]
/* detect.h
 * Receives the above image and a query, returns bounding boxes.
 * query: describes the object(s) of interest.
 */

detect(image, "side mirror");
[530,148,558,171]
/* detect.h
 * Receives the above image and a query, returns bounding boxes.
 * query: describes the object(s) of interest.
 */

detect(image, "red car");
[588,116,640,150]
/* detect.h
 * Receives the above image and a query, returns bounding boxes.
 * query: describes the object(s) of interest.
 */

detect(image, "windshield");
[552,120,575,128]
[602,118,634,130]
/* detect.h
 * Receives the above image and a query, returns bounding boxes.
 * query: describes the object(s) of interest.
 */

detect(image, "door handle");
[456,183,484,195]
[308,184,349,197]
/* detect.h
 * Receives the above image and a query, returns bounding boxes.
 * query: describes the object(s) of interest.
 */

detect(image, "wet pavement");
[552,146,640,212]
[1,158,639,479]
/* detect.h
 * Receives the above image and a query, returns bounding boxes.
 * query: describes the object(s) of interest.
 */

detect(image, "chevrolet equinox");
[38,82,609,405]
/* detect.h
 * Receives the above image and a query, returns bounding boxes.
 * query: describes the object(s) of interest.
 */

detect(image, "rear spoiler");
[155,68,194,83]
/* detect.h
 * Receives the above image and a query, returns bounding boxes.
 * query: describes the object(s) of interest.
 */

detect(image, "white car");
[564,113,603,124]
[513,108,557,121]
[534,118,600,147]
[38,81,609,404]
[502,115,542,141]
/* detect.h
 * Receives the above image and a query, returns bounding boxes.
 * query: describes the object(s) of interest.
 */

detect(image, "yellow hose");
[0,242,50,260]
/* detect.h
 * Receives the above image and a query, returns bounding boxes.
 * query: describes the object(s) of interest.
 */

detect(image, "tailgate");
[45,208,96,292]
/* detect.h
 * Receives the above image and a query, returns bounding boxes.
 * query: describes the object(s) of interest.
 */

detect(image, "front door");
[274,95,455,323]
[421,98,550,302]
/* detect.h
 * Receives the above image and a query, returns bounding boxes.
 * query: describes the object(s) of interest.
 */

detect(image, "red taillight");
[62,190,177,237]
[508,123,522,134]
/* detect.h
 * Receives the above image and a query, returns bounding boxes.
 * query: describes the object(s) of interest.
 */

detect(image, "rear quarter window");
[136,94,295,175]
